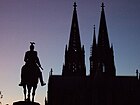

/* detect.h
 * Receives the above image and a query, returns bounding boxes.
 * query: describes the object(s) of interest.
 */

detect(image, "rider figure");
[19,42,46,86]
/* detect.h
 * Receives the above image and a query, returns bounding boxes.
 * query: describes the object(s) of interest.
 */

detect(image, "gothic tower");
[62,2,86,76]
[90,25,98,77]
[90,3,116,78]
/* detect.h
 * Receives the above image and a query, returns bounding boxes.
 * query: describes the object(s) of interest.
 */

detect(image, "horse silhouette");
[19,42,46,102]
[21,64,40,102]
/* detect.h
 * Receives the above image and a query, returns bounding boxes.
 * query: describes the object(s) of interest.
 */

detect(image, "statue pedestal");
[13,101,40,105]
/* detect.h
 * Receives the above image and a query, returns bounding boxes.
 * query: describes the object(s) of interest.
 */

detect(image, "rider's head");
[30,42,35,51]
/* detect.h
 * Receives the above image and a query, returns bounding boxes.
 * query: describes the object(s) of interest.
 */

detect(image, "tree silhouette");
[0,91,3,105]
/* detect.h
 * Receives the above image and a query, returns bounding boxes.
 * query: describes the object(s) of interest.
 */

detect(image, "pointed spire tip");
[94,25,95,30]
[73,2,77,9]
[101,2,105,9]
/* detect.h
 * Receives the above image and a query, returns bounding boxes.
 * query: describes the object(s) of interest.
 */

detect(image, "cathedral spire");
[90,25,98,77]
[90,25,97,57]
[68,2,81,52]
[97,3,116,77]
[62,2,86,76]
[90,3,116,77]
[93,25,96,50]
[98,2,110,48]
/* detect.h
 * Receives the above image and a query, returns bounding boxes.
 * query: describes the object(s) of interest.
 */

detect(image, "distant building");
[46,2,140,105]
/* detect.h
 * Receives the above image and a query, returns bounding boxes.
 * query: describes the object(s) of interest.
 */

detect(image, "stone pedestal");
[13,101,40,105]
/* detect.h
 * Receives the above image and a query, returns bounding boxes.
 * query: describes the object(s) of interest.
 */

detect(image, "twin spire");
[90,2,116,77]
[91,2,110,55]
[63,2,115,77]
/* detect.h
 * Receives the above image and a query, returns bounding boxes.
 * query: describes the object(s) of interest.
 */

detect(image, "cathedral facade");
[46,2,140,105]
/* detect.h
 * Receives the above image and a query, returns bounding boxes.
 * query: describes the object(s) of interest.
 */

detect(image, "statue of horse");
[21,64,39,102]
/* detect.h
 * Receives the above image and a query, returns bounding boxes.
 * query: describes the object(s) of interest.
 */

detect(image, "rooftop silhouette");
[46,2,140,105]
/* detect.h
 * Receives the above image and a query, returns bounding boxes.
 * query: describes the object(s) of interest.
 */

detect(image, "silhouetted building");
[47,2,140,105]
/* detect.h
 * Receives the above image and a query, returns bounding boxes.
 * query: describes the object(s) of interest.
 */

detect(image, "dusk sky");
[0,0,140,105]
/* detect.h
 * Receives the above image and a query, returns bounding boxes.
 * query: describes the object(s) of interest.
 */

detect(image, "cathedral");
[46,2,140,105]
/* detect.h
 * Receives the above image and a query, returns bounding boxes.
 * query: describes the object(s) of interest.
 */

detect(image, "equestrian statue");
[19,42,46,102]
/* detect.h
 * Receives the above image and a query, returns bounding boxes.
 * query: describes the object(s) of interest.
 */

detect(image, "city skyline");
[0,0,140,105]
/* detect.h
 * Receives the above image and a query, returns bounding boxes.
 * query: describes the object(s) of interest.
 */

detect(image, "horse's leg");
[32,85,37,102]
[23,85,26,101]
[27,85,31,102]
